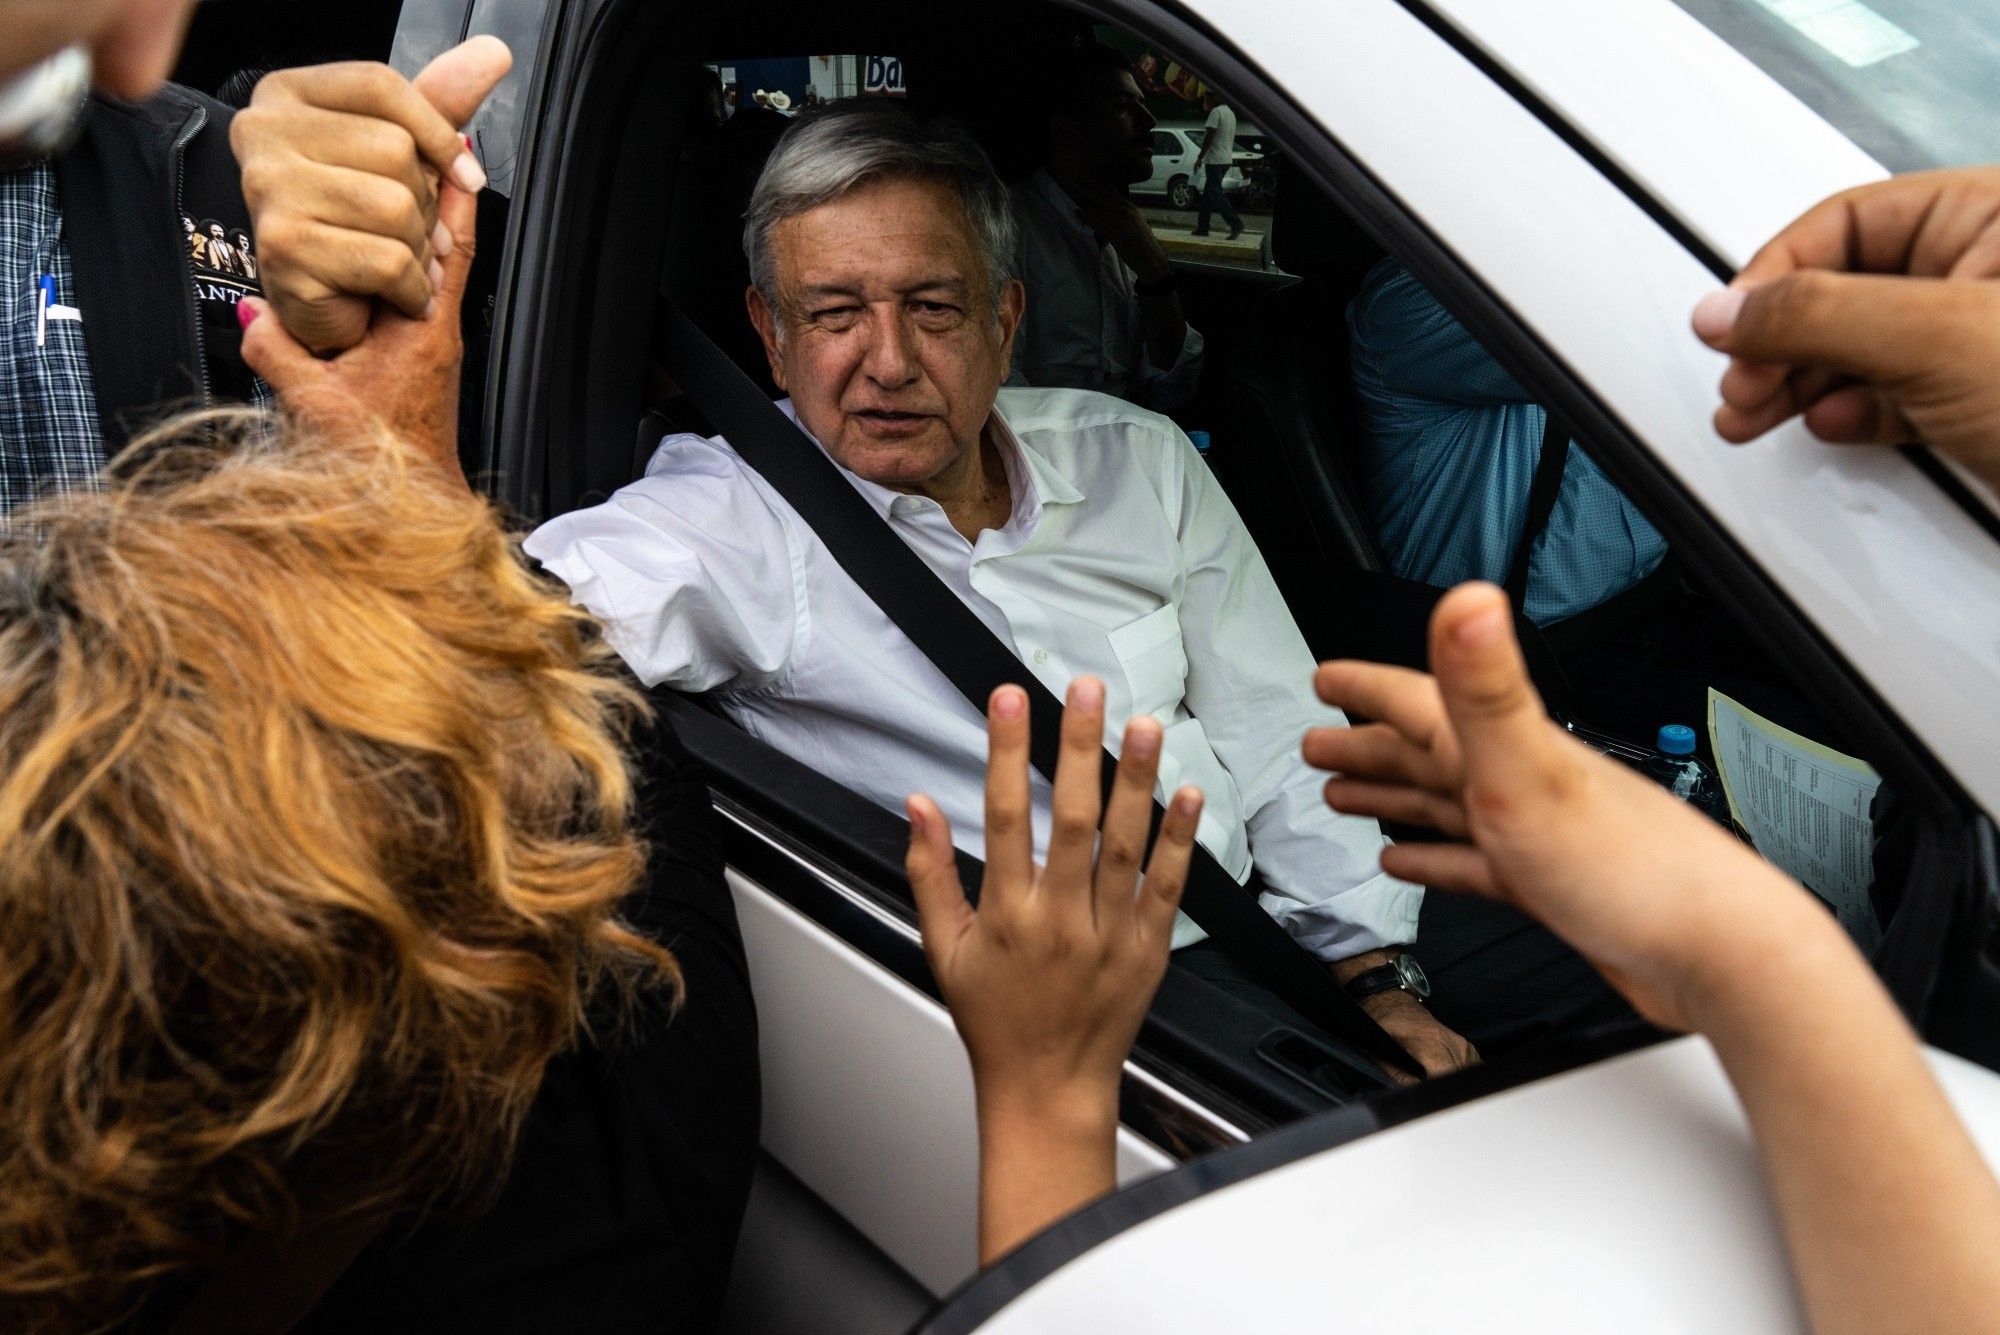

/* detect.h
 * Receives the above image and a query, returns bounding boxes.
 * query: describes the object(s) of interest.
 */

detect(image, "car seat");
[1217,163,1580,705]
[1222,158,1389,589]
[659,102,792,402]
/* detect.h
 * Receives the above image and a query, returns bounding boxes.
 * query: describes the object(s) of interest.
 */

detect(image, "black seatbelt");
[658,302,1415,1076]
[1503,410,1569,608]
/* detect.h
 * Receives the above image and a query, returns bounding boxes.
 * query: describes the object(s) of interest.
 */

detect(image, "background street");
[1140,203,1273,269]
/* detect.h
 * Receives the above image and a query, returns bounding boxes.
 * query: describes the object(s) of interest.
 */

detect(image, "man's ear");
[995,278,1027,369]
[745,285,788,392]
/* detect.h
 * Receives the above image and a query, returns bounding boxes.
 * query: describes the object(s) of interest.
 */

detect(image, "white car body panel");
[974,1036,2000,1332]
[1426,0,1889,265]
[731,872,1172,1296]
[1186,0,2000,819]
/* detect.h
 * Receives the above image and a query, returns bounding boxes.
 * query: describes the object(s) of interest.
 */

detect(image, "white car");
[390,0,2000,1330]
[1140,122,1257,209]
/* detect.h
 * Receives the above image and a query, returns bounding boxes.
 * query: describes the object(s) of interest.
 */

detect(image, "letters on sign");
[864,55,906,96]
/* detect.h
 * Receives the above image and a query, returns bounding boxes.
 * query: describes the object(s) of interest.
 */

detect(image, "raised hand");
[1304,582,1821,1032]
[1692,166,2000,493]
[1068,183,1173,285]
[906,675,1201,1263]
[233,37,512,354]
[238,177,477,485]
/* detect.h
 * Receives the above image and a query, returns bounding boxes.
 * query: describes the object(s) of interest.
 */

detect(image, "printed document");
[1707,688,1882,950]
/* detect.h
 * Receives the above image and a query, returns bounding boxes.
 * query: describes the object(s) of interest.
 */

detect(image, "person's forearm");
[975,1086,1120,1265]
[1329,946,1396,986]
[1693,893,2000,1333]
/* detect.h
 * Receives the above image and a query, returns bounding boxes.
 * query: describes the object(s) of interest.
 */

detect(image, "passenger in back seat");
[1347,257,1667,626]
[240,86,1628,1080]
[1008,42,1204,413]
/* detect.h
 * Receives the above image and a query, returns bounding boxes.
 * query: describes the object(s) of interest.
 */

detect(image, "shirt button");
[1033,648,1049,664]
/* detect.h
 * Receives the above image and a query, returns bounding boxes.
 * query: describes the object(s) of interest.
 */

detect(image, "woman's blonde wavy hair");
[0,412,676,1332]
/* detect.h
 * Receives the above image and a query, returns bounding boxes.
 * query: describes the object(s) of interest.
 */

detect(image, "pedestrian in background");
[1189,84,1241,240]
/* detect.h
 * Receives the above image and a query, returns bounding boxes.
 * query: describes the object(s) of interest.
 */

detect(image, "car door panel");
[928,1037,2000,1332]
[732,870,1173,1296]
[1421,0,1888,266]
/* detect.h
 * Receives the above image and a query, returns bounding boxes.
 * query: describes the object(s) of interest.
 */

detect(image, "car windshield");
[1670,0,2000,169]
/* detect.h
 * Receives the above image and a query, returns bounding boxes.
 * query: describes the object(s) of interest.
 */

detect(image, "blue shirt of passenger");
[1346,258,1666,625]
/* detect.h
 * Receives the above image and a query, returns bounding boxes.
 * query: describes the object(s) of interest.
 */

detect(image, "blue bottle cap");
[1656,724,1697,757]
[1187,430,1212,453]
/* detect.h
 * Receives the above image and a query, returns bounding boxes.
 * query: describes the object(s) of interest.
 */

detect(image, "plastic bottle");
[1187,429,1212,455]
[1643,724,1732,826]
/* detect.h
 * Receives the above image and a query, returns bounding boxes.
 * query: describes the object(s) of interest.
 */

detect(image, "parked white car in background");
[1140,122,1258,208]
[390,0,2000,1329]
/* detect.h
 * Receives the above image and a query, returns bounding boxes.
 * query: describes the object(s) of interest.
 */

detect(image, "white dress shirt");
[525,387,1422,960]
[1008,170,1204,414]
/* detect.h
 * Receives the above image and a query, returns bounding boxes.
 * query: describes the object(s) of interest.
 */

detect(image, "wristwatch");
[1344,954,1432,1003]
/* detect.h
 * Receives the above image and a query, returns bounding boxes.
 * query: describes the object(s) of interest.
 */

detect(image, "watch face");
[1397,954,1433,1001]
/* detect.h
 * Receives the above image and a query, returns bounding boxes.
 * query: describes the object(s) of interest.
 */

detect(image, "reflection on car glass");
[1751,0,1917,68]
[1671,0,2000,169]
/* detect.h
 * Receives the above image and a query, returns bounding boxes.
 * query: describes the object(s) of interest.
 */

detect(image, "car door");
[395,0,2000,1324]
[1144,127,1181,197]
[929,1033,2000,1332]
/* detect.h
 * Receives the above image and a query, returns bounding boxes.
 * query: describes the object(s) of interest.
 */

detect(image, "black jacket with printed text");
[52,83,262,452]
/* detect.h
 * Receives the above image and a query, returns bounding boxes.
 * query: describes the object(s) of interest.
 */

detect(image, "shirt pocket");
[1107,603,1189,721]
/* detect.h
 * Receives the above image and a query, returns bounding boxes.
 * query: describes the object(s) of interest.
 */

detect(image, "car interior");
[178,1,2000,1327]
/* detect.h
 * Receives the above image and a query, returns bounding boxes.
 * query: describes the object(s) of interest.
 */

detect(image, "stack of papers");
[1707,689,1883,952]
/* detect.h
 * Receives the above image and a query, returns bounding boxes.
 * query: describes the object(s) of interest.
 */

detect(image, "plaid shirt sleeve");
[2,164,282,515]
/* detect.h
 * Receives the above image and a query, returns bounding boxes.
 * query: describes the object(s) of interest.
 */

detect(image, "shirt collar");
[774,396,1083,530]
[993,398,1085,512]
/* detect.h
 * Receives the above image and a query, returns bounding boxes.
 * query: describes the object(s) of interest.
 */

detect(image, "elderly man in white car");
[240,94,1623,1076]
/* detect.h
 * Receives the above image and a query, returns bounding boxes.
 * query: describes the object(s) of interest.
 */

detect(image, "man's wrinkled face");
[748,175,1024,490]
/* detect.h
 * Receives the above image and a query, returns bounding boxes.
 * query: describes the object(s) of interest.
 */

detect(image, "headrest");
[1270,157,1385,294]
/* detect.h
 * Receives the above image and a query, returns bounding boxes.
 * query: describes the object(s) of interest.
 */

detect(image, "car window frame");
[393,0,561,199]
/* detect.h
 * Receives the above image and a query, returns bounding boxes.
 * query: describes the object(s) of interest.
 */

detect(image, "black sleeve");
[299,708,761,1335]
[620,708,737,952]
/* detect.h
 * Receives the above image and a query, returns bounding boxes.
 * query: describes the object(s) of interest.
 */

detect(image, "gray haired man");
[530,101,1485,1074]
[244,92,1620,1077]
